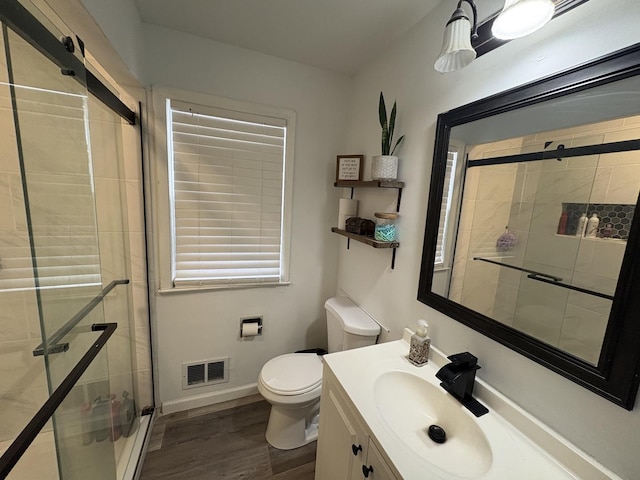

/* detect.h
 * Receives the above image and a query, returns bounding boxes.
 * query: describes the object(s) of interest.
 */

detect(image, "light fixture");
[434,0,479,73]
[492,0,555,40]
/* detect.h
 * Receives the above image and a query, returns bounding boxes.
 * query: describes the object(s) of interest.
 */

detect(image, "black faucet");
[436,352,488,417]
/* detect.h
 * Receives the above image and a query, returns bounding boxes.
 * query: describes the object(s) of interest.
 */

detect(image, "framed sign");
[336,155,363,181]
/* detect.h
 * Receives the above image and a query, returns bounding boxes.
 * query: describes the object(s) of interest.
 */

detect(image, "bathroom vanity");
[314,333,621,479]
[315,364,398,480]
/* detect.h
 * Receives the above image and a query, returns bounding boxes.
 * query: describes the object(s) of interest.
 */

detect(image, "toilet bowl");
[257,353,322,450]
[258,296,380,450]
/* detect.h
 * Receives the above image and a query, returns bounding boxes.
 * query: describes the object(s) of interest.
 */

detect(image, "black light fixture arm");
[451,0,479,40]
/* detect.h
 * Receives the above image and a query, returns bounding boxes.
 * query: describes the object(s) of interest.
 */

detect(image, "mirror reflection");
[431,78,640,366]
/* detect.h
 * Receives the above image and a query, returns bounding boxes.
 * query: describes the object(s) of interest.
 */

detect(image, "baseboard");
[161,383,259,415]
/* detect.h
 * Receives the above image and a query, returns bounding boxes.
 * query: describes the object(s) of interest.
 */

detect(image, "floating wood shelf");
[333,179,403,269]
[334,180,405,189]
[331,228,399,248]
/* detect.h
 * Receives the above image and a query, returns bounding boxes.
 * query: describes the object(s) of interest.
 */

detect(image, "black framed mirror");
[418,43,640,409]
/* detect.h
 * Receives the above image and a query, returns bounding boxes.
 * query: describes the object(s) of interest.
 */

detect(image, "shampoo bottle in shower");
[586,213,599,238]
[575,213,588,237]
[557,211,568,235]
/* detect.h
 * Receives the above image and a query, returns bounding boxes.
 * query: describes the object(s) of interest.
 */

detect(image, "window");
[165,97,295,288]
[435,149,458,266]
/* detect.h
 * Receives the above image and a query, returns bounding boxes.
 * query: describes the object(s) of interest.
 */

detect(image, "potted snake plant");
[372,92,405,180]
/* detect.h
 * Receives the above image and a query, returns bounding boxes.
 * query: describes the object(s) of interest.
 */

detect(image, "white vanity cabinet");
[315,365,400,480]
[364,440,399,479]
[314,339,622,480]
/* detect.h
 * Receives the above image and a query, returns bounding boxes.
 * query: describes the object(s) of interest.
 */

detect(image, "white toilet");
[257,296,380,450]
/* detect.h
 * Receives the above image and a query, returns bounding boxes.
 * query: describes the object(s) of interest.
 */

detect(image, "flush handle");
[362,465,374,478]
[351,443,362,456]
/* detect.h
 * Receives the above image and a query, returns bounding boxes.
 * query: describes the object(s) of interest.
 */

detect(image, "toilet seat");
[260,353,322,396]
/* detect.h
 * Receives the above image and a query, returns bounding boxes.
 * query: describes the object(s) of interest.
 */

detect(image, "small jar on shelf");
[374,212,398,242]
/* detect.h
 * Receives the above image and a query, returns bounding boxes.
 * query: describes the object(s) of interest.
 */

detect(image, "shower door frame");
[0,0,135,126]
[0,0,150,477]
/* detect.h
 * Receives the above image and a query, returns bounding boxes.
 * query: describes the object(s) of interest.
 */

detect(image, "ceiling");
[133,0,443,75]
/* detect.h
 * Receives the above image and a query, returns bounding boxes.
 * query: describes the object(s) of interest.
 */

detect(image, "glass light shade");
[434,17,477,73]
[492,0,555,40]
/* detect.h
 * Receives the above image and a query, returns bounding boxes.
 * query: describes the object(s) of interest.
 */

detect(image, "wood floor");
[140,396,316,479]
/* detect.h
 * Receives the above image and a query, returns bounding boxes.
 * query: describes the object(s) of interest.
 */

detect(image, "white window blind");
[168,99,289,287]
[435,150,458,265]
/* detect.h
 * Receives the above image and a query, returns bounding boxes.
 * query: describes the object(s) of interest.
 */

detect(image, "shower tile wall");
[453,115,640,365]
[0,35,59,478]
[450,137,522,318]
[121,111,153,414]
[514,119,639,363]
[92,100,152,476]
[88,93,152,471]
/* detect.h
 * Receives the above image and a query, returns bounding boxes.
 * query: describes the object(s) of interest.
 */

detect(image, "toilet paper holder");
[240,317,263,337]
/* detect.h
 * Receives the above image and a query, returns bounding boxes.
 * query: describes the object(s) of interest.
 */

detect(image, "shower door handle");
[32,279,129,356]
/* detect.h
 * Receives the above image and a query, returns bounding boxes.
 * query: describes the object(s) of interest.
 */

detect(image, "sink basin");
[374,370,493,478]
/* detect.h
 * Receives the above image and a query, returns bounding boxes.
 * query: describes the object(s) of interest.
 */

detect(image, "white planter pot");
[371,155,398,181]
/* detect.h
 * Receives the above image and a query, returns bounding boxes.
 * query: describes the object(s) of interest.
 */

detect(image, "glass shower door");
[2,15,118,480]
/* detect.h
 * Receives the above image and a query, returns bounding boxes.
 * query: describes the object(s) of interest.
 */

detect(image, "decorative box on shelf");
[345,217,375,236]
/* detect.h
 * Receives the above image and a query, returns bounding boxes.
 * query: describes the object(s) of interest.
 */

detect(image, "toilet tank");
[324,297,380,353]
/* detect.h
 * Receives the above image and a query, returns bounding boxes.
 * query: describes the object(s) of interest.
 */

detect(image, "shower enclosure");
[0,1,152,478]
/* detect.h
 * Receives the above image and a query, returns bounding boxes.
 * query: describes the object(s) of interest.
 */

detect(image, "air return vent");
[182,357,229,390]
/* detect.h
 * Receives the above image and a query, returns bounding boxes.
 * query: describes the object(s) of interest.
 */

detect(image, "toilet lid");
[261,353,323,395]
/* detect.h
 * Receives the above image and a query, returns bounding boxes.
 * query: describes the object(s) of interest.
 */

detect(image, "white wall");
[338,0,640,478]
[142,25,352,411]
[80,0,144,82]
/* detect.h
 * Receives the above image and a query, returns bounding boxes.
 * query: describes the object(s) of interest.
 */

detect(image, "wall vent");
[182,357,229,390]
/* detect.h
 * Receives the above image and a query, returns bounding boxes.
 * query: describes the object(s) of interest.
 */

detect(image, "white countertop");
[322,333,620,480]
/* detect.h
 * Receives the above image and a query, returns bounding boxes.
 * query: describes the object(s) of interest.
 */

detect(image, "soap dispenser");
[408,320,431,366]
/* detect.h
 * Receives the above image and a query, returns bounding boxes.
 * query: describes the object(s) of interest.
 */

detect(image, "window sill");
[433,265,451,272]
[158,281,291,294]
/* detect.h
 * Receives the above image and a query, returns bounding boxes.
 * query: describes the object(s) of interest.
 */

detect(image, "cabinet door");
[315,389,367,480]
[360,440,400,480]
